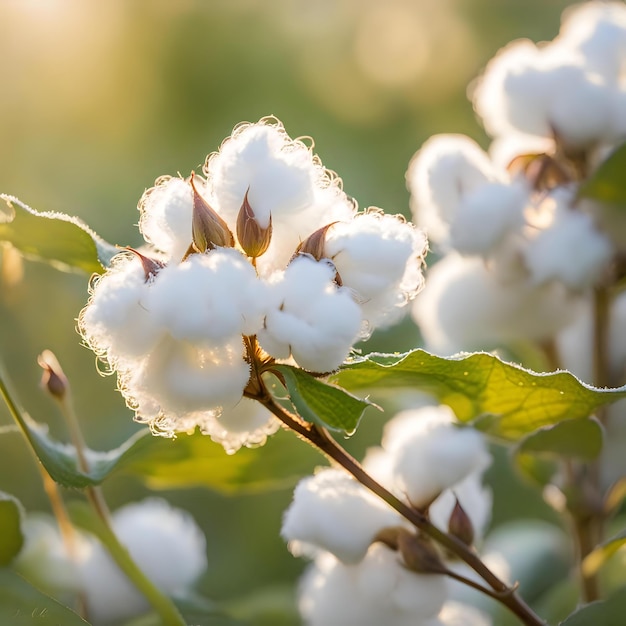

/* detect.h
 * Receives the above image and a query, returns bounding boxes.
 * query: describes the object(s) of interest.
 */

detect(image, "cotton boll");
[122,335,250,435]
[78,254,161,367]
[80,499,207,625]
[524,190,614,289]
[356,543,450,619]
[449,181,528,256]
[413,253,580,355]
[200,397,280,454]
[298,546,449,626]
[258,256,362,372]
[389,408,490,507]
[407,134,498,245]
[138,176,195,262]
[488,134,556,172]
[325,210,427,329]
[146,249,269,342]
[282,468,403,565]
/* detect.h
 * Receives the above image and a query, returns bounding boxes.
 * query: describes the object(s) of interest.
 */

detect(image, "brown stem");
[258,391,546,626]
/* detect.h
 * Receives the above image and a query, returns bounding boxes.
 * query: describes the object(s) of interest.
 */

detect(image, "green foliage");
[560,586,626,625]
[0,568,88,625]
[582,528,626,579]
[578,141,626,205]
[332,350,626,442]
[0,194,116,274]
[126,428,322,493]
[518,418,604,461]
[0,493,23,566]
[273,364,380,433]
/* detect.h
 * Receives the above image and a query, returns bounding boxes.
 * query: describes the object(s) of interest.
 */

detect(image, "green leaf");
[125,427,322,493]
[331,350,626,441]
[272,365,379,433]
[578,141,626,205]
[0,194,117,273]
[582,528,626,579]
[0,568,89,625]
[518,418,604,460]
[560,586,626,625]
[0,493,24,565]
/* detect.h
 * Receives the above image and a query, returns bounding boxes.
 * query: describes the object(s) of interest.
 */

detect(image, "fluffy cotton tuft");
[325,210,427,328]
[121,335,250,436]
[258,255,363,372]
[199,397,280,454]
[146,248,269,342]
[138,176,196,262]
[282,468,403,565]
[79,254,161,368]
[387,406,490,507]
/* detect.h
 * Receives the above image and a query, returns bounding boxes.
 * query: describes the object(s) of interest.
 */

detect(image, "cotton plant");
[5,5,626,626]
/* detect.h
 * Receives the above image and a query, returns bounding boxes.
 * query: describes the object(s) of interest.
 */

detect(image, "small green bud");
[190,172,234,253]
[236,189,272,258]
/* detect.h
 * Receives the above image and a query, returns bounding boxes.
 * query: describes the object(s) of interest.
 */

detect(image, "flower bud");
[448,497,475,546]
[294,222,336,261]
[236,189,272,258]
[396,528,447,575]
[37,350,68,400]
[190,172,234,253]
[124,247,164,281]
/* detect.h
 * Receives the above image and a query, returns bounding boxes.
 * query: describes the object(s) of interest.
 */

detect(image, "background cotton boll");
[138,176,194,262]
[199,397,280,454]
[258,256,362,372]
[282,468,403,565]
[472,40,550,139]
[14,515,83,597]
[80,499,207,625]
[124,335,250,434]
[325,211,427,328]
[523,192,614,289]
[406,134,497,245]
[488,134,556,172]
[413,253,581,355]
[146,249,268,342]
[391,418,490,507]
[78,255,161,366]
[357,544,450,620]
[449,181,528,256]
[557,1,626,82]
[557,290,626,385]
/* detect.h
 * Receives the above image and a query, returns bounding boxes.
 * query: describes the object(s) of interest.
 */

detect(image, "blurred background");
[0,0,579,623]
